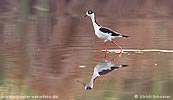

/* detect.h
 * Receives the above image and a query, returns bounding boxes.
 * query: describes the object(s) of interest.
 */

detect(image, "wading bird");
[84,10,129,57]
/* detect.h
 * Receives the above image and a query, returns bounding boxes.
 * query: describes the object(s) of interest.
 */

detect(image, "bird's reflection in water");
[78,59,128,90]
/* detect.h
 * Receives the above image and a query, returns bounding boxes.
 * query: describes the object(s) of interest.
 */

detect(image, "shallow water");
[1,9,173,100]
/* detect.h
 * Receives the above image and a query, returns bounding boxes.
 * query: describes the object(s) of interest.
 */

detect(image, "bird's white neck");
[86,72,98,89]
[89,15,101,33]
[88,79,94,88]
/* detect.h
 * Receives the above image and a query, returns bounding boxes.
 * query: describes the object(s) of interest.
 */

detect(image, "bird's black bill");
[84,15,87,17]
[76,80,85,86]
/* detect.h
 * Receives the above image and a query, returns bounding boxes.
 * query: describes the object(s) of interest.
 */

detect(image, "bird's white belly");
[95,32,111,41]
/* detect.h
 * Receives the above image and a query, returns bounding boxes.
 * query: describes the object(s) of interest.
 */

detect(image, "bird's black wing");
[99,27,121,36]
[98,66,119,75]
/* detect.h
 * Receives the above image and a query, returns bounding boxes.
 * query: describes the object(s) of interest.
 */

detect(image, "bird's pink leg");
[111,40,122,57]
[104,42,108,52]
[111,54,121,62]
[104,42,108,60]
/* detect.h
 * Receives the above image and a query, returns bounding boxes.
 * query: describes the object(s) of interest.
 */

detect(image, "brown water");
[1,1,173,100]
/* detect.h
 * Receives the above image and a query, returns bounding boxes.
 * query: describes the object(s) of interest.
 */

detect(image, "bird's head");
[85,86,92,90]
[84,10,94,17]
[77,80,93,90]
[85,83,93,90]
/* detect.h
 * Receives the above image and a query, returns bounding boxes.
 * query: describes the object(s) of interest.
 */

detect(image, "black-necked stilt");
[77,60,128,90]
[84,10,129,57]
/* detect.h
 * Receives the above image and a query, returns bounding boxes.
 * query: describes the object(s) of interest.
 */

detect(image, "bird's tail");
[122,65,128,67]
[118,64,128,68]
[122,35,129,38]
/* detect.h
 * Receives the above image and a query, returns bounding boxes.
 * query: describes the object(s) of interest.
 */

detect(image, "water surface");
[0,5,173,100]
